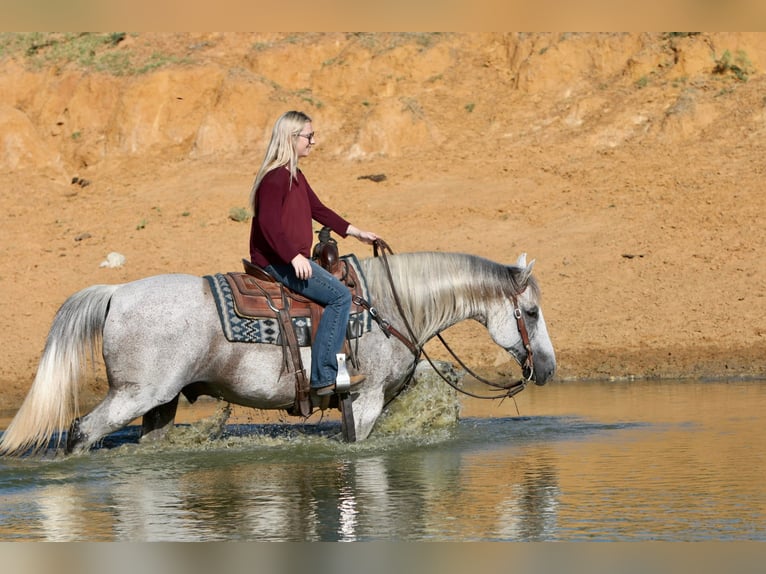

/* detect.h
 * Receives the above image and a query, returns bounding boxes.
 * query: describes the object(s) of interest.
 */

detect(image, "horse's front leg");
[349,386,385,441]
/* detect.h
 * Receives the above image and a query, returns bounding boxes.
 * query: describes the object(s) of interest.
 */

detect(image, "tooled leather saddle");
[230,257,368,343]
[218,231,368,417]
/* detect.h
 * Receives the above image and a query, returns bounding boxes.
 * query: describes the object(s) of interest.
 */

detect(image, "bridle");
[360,239,535,402]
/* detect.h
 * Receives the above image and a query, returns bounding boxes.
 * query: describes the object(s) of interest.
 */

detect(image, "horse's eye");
[525,306,539,319]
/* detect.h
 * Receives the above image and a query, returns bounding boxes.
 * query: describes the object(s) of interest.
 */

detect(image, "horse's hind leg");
[65,388,160,454]
[140,394,180,443]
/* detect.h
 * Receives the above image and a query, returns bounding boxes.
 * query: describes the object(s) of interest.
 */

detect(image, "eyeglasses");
[298,132,315,141]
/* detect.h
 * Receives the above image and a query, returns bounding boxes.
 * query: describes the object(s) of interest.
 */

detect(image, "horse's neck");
[361,253,483,346]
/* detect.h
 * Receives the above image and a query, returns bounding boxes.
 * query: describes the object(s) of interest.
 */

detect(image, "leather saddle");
[228,226,354,332]
[222,246,367,418]
[227,257,367,341]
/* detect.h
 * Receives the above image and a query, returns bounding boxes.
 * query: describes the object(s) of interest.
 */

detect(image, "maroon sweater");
[249,167,350,267]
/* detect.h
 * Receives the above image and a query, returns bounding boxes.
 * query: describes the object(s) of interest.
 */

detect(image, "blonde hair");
[249,111,312,212]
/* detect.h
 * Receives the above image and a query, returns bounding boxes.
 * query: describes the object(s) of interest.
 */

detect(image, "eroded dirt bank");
[1,32,765,410]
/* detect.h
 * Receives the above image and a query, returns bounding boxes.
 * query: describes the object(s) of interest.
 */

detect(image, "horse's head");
[485,253,556,386]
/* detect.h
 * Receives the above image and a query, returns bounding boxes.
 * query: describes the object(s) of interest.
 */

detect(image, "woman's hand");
[346,224,379,245]
[291,253,313,280]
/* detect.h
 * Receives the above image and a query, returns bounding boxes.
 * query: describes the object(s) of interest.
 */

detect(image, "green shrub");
[713,49,754,82]
[228,207,251,222]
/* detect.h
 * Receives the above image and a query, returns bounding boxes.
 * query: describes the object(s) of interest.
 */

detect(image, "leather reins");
[364,239,534,401]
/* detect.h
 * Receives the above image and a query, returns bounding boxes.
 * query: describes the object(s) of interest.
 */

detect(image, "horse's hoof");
[65,417,86,454]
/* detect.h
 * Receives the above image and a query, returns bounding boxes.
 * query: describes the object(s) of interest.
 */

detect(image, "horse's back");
[103,273,217,353]
[109,273,211,311]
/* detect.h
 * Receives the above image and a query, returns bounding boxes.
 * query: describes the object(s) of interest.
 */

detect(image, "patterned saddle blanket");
[205,254,371,345]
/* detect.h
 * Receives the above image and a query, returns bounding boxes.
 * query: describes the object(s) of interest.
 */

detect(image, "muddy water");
[0,379,764,541]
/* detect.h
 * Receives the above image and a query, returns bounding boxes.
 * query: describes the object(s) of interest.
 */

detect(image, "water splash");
[374,360,463,438]
[164,402,232,446]
[50,360,467,457]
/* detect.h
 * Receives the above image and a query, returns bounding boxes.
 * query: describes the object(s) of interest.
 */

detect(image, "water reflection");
[495,452,561,540]
[37,484,91,541]
[1,379,765,541]
[1,425,571,541]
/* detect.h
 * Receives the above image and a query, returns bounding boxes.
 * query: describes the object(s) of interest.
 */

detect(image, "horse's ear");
[516,257,535,285]
[510,253,535,285]
[525,259,536,277]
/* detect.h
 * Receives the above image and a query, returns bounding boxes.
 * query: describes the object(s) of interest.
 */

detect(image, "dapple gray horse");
[0,251,555,455]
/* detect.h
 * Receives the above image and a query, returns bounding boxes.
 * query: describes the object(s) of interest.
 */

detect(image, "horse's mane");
[359,252,539,346]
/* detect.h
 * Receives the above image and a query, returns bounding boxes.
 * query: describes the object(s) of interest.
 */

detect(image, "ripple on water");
[3,379,764,542]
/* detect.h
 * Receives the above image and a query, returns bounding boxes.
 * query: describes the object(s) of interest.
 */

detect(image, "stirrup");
[315,354,366,396]
[335,353,351,391]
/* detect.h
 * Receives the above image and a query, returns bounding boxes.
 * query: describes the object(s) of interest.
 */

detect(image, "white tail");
[0,284,119,456]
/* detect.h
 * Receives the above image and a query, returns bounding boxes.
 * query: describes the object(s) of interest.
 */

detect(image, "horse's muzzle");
[531,359,556,386]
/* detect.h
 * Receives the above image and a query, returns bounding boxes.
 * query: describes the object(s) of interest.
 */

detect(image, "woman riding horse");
[249,111,378,396]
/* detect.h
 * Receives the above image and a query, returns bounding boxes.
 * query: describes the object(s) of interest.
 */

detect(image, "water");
[0,379,764,541]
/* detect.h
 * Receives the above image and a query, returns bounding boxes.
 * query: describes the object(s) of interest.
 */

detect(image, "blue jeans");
[265,261,351,388]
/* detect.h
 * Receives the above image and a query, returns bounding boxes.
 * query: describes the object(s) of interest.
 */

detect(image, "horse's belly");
[184,379,295,410]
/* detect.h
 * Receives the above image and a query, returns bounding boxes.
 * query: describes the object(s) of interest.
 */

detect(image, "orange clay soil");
[0,32,764,411]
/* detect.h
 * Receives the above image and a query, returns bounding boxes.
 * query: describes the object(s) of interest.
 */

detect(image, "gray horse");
[0,251,556,456]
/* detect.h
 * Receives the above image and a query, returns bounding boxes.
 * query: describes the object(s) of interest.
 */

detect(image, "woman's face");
[296,122,315,158]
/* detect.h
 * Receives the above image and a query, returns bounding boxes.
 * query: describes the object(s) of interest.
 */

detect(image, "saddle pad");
[205,254,372,345]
